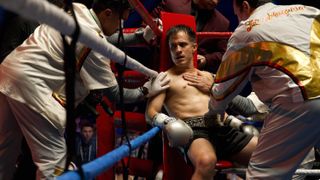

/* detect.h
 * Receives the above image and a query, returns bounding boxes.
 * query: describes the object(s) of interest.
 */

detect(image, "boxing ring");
[57,127,161,180]
[1,0,320,179]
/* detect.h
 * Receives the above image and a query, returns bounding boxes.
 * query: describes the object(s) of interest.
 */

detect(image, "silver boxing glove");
[152,113,193,147]
[241,124,260,136]
[225,115,259,136]
[224,115,243,129]
[152,113,175,128]
[164,119,194,147]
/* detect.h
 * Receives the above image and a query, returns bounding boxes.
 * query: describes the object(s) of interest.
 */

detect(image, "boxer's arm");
[145,89,167,125]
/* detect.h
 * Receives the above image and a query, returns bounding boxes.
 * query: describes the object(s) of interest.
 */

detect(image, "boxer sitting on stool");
[146,24,258,180]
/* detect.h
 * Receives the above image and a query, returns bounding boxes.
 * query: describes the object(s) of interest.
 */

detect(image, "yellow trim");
[309,15,320,98]
[216,17,320,100]
[53,45,92,108]
[53,166,64,176]
[52,92,66,107]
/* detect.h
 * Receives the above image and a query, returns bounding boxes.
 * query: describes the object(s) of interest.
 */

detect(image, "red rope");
[128,0,162,37]
[197,32,232,39]
[123,28,232,39]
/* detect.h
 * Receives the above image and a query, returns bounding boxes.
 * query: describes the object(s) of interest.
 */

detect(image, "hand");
[143,18,163,45]
[183,71,214,94]
[164,119,194,147]
[224,115,243,129]
[225,115,259,136]
[203,111,224,129]
[144,72,170,98]
[197,54,206,69]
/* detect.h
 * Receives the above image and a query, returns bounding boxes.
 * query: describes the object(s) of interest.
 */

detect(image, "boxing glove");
[152,113,193,147]
[224,115,243,129]
[152,113,175,128]
[164,119,194,147]
[241,124,260,136]
[225,115,259,136]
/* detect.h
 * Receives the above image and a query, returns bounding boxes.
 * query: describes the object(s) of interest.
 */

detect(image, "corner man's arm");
[209,74,250,114]
[107,30,145,46]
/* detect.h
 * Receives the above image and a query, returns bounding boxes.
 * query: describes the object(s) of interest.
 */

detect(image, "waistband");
[183,116,206,128]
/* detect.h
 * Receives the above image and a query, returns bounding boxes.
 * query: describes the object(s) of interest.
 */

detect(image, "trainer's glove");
[143,18,162,45]
[225,115,259,136]
[152,113,193,147]
[143,72,170,98]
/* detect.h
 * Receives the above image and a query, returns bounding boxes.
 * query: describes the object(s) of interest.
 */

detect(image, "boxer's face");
[169,31,197,67]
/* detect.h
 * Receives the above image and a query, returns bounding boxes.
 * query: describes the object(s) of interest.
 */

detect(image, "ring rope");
[57,127,161,180]
[122,28,233,39]
[128,0,162,36]
[0,0,158,78]
[196,32,232,39]
[220,168,320,176]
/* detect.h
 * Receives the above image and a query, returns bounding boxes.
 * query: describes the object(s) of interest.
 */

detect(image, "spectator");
[75,121,96,166]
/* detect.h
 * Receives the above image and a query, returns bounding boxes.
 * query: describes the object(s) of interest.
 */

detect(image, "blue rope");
[57,126,161,180]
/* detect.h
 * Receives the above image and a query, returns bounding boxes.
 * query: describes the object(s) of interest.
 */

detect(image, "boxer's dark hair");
[166,24,196,45]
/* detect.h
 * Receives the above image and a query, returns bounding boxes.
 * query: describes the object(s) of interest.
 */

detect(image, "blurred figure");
[75,121,96,166]
[191,0,230,73]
